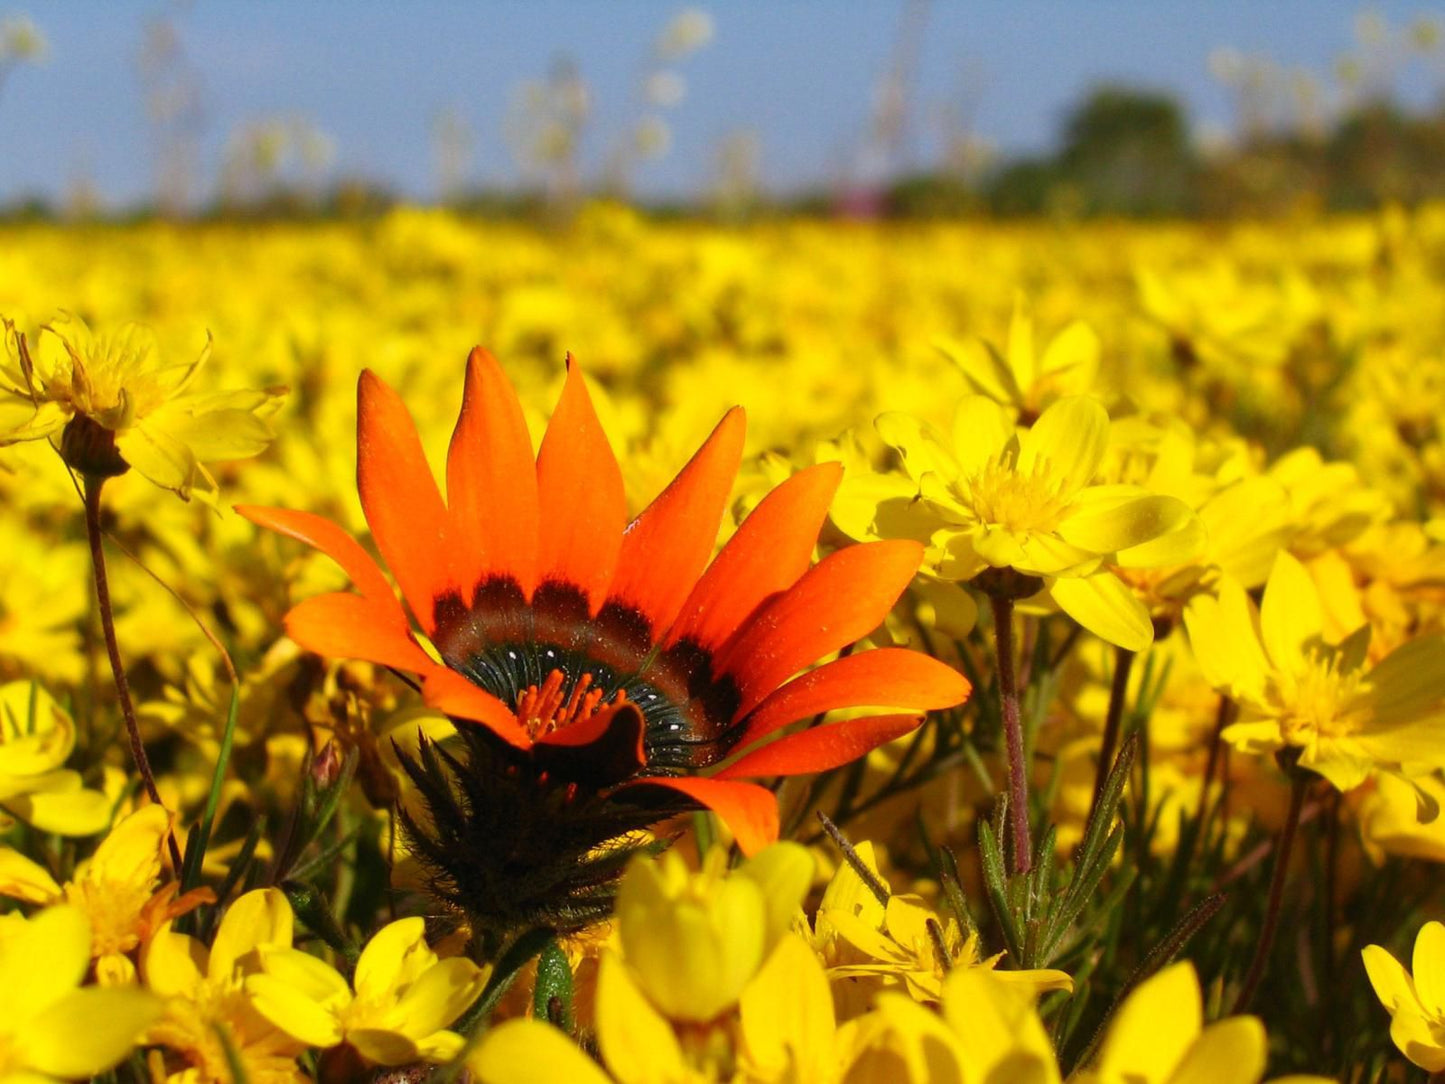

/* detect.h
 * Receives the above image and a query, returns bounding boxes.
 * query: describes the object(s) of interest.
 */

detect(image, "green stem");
[989,593,1031,876]
[1232,770,1307,1013]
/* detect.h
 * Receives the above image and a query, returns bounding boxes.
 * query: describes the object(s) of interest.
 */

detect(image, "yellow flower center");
[64,878,153,957]
[1276,652,1367,745]
[958,454,1071,535]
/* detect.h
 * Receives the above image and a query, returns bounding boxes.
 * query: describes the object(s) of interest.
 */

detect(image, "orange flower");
[240,349,968,939]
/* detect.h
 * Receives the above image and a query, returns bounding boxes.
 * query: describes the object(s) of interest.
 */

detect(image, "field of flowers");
[3,202,1445,1081]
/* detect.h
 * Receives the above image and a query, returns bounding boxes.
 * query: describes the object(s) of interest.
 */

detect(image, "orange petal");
[235,505,395,604]
[357,369,456,633]
[666,462,843,651]
[285,593,433,672]
[632,776,779,856]
[740,648,970,745]
[535,355,626,613]
[446,347,540,599]
[716,539,924,718]
[717,714,921,779]
[608,408,746,635]
[420,666,530,748]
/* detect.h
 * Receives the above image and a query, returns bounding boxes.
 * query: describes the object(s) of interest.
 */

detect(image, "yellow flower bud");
[616,844,809,1023]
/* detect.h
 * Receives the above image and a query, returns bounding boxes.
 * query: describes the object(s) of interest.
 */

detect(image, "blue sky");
[0,1,1438,207]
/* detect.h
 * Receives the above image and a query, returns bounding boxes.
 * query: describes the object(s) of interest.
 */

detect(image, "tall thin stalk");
[83,475,181,867]
[1232,767,1308,1012]
[989,593,1031,876]
[1088,645,1135,818]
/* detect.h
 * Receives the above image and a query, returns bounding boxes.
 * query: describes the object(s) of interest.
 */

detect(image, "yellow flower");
[1076,962,1332,1084]
[844,968,1061,1084]
[613,843,812,1024]
[0,534,89,683]
[0,313,284,499]
[1185,550,1445,791]
[937,293,1102,421]
[0,804,209,984]
[142,887,307,1083]
[0,904,162,1082]
[1364,920,1445,1071]
[468,1019,613,1084]
[245,915,489,1066]
[849,394,1198,651]
[810,838,1070,1011]
[0,679,110,836]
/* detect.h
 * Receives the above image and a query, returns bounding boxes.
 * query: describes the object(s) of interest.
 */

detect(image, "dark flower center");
[431,576,745,771]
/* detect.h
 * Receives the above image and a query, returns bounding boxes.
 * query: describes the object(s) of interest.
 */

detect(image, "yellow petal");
[941,969,1060,1082]
[414,1029,466,1063]
[876,413,959,484]
[1259,552,1324,676]
[738,843,814,951]
[21,985,162,1078]
[1096,961,1201,1080]
[1363,944,1418,1014]
[349,1028,422,1066]
[871,992,968,1084]
[210,887,292,980]
[1056,488,1195,558]
[115,421,201,497]
[1005,293,1037,394]
[354,916,431,1002]
[1365,637,1445,727]
[1016,396,1108,500]
[1114,516,1208,571]
[259,946,351,1005]
[1299,741,1374,792]
[739,934,835,1082]
[1038,319,1100,384]
[941,334,1015,404]
[1390,1007,1445,1072]
[595,951,688,1084]
[1049,573,1154,653]
[245,972,346,1049]
[87,805,169,885]
[0,399,68,444]
[1167,1016,1266,1084]
[387,956,487,1039]
[1414,922,1445,1018]
[951,395,1015,477]
[12,784,115,837]
[1203,478,1292,589]
[469,1019,613,1084]
[1184,580,1269,702]
[140,924,207,998]
[0,904,92,1019]
[831,473,933,544]
[0,847,61,904]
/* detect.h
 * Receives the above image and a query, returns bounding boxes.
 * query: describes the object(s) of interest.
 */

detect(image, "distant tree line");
[884,85,1445,219]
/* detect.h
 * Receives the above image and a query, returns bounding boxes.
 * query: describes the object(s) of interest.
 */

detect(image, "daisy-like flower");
[1185,550,1445,792]
[0,804,212,985]
[0,313,284,499]
[240,348,969,946]
[843,394,1199,651]
[245,916,488,1068]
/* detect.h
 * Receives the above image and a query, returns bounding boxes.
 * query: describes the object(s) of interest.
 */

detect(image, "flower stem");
[989,593,1031,876]
[83,476,178,864]
[1232,768,1308,1013]
[1088,644,1135,819]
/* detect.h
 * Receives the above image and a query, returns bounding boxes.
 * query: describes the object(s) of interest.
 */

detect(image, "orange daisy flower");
[240,349,967,940]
